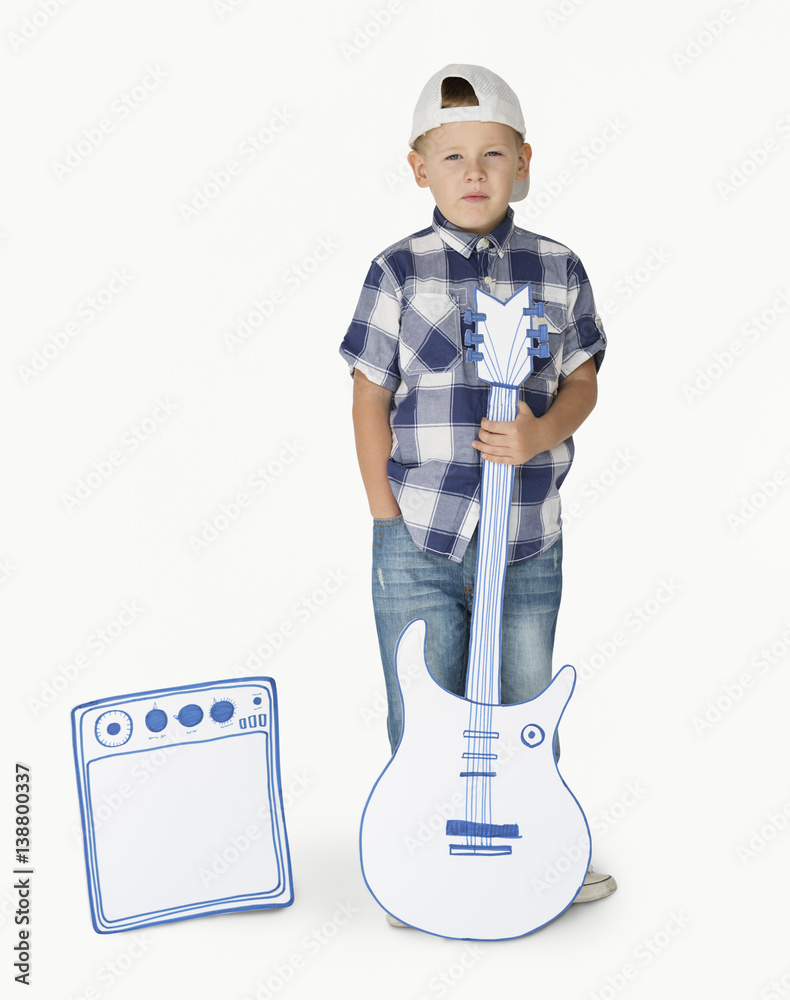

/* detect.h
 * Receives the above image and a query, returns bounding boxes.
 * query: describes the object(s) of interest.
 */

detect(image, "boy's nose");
[465,159,486,180]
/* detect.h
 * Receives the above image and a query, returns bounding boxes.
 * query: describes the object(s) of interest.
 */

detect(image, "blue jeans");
[371,516,563,755]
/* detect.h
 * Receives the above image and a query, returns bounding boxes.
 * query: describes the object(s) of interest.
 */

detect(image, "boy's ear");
[516,142,532,182]
[407,149,431,189]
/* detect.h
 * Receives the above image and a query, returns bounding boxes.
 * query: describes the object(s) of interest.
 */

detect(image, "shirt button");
[476,238,490,250]
[484,276,493,286]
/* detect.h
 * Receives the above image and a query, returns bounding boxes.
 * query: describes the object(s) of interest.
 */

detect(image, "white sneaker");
[573,867,617,903]
[385,912,410,927]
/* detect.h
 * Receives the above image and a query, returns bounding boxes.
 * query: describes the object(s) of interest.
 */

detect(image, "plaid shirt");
[339,205,606,564]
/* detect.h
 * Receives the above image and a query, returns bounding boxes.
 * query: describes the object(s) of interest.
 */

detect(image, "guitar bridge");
[446,819,520,855]
[449,844,512,856]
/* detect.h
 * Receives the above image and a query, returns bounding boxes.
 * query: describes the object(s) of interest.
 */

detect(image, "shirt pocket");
[399,293,462,375]
[527,300,566,388]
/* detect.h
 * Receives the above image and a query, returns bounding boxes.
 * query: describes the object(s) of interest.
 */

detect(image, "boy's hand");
[472,401,547,465]
[472,358,599,466]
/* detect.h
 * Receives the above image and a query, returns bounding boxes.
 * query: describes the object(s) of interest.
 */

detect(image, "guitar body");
[360,619,591,940]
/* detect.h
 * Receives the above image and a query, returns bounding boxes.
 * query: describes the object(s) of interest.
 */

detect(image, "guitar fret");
[463,730,500,739]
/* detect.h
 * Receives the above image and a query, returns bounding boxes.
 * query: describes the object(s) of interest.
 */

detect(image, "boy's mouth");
[462,192,488,202]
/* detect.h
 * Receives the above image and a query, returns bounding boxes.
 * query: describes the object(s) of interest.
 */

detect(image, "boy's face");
[407,121,531,236]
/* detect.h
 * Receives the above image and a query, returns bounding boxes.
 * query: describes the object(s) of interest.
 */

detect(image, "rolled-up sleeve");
[560,255,607,379]
[339,259,402,392]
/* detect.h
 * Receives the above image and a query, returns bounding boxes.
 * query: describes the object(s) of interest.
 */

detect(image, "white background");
[2,0,789,997]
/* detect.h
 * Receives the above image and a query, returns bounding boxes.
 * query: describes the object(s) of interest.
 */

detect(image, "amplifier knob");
[210,699,235,724]
[145,707,168,733]
[176,704,203,727]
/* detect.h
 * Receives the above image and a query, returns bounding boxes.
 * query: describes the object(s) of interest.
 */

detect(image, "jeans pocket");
[372,514,404,546]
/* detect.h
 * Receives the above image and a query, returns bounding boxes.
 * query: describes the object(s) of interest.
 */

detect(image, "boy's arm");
[472,356,598,465]
[351,369,402,518]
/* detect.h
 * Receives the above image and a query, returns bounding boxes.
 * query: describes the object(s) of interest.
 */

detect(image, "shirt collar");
[431,204,515,258]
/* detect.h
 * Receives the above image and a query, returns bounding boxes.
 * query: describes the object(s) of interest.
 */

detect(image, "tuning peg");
[464,330,484,347]
[464,308,487,325]
[537,322,548,343]
[522,302,545,319]
[527,342,550,359]
[466,348,484,363]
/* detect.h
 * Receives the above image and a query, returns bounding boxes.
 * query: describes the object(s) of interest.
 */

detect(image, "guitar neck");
[464,383,520,705]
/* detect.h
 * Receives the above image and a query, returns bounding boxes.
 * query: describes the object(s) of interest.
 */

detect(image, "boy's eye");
[445,151,503,161]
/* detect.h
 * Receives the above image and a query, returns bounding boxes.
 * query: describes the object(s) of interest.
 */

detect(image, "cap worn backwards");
[409,63,530,202]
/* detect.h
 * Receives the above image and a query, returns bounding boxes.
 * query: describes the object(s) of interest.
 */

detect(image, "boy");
[339,64,615,904]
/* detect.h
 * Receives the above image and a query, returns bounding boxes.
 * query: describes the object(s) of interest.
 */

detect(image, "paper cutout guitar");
[359,283,591,940]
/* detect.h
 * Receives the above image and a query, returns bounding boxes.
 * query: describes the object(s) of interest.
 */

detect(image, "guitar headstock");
[464,283,549,388]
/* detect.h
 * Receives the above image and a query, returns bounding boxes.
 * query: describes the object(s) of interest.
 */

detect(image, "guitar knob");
[521,724,545,748]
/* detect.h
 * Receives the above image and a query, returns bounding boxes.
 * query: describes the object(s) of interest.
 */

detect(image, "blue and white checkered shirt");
[339,205,606,564]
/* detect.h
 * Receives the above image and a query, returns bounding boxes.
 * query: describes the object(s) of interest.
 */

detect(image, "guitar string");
[466,383,518,846]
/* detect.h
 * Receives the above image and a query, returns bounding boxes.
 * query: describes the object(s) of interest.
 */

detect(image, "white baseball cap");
[409,63,530,201]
